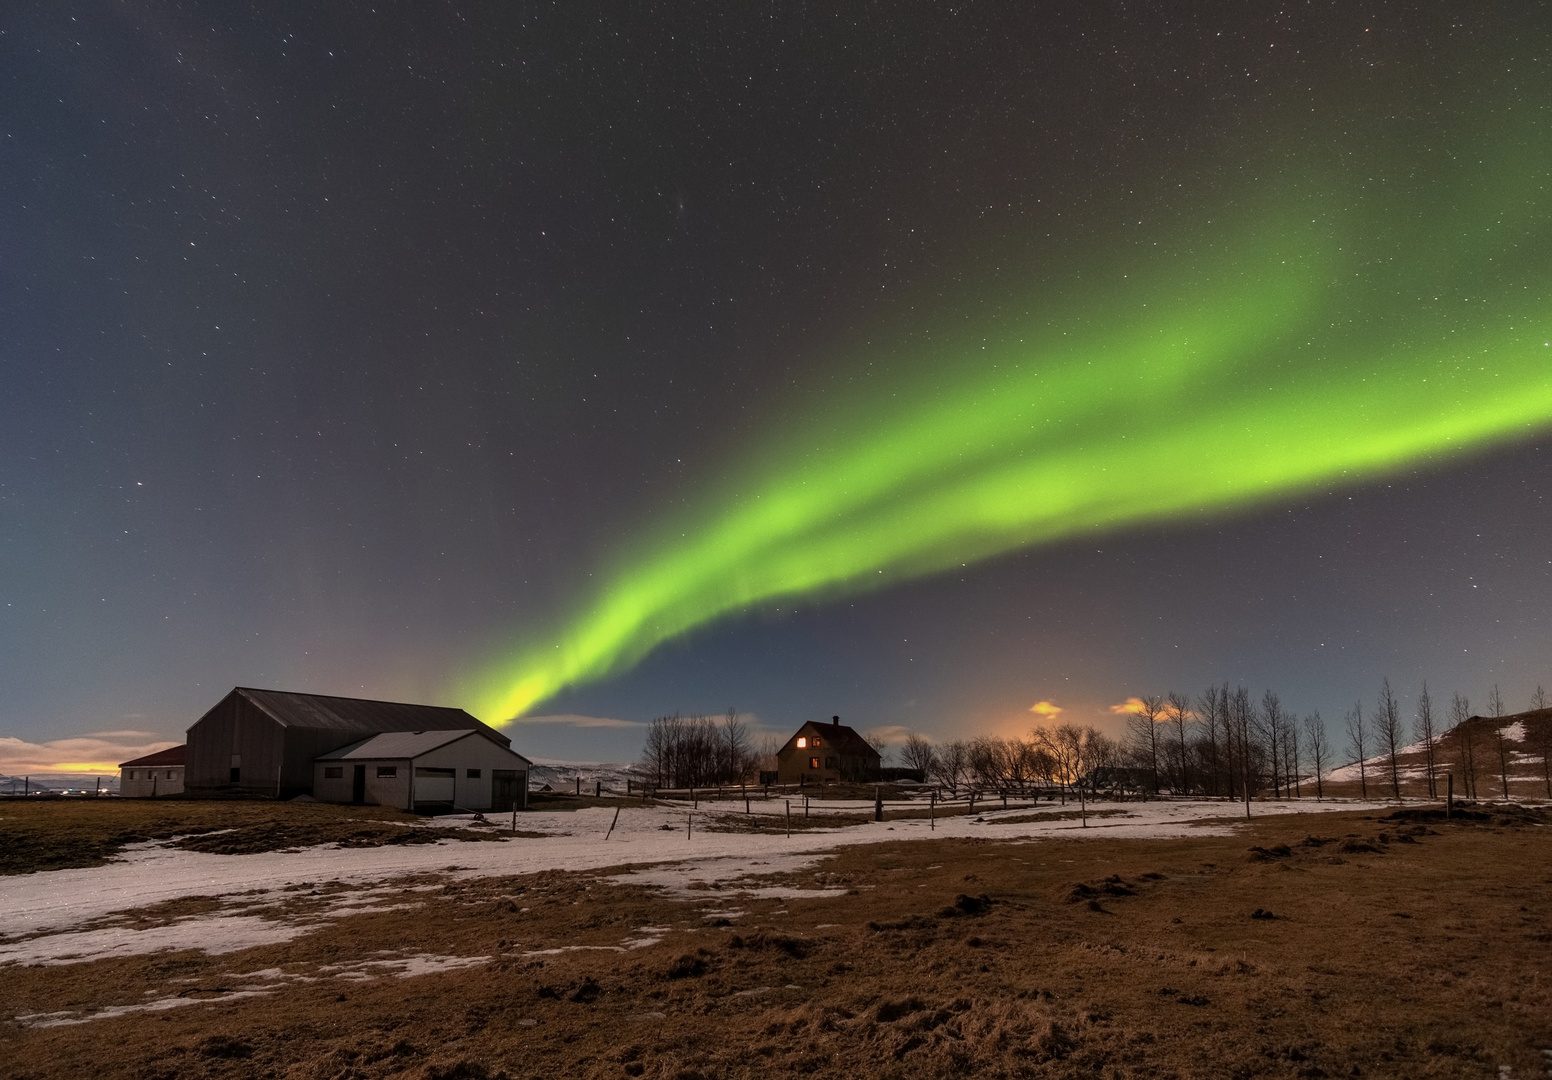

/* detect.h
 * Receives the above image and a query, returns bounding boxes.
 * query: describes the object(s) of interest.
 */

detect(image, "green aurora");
[466,106,1552,724]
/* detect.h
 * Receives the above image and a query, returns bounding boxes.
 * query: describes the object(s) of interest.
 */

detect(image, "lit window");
[812,737,822,747]
[796,737,807,748]
[810,757,820,769]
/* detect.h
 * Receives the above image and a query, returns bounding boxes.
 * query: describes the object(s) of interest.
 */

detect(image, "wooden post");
[595,780,601,798]
[930,789,936,831]
[686,812,692,840]
[605,805,620,840]
[804,795,809,819]
[575,776,581,796]
[874,785,883,822]
[786,800,791,837]
[511,805,517,833]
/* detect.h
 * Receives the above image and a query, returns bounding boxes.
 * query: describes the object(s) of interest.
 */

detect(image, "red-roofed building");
[119,745,186,798]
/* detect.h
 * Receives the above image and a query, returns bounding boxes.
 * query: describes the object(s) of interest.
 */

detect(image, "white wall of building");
[119,766,185,798]
[311,733,528,810]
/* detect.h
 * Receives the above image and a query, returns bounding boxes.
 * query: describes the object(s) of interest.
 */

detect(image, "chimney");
[832,715,840,726]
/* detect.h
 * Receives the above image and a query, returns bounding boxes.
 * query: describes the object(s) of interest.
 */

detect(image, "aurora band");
[466,133,1552,723]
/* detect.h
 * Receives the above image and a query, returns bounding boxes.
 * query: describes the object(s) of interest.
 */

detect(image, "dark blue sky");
[2,2,1548,768]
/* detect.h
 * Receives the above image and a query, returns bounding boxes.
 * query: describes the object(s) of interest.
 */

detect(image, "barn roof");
[232,687,511,748]
[318,729,529,763]
[793,718,880,759]
[119,744,186,768]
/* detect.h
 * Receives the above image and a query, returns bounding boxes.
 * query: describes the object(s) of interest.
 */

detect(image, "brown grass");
[2,806,1550,1079]
[0,799,515,875]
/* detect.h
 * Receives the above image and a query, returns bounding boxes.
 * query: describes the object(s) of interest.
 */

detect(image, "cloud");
[0,732,180,775]
[1028,701,1063,718]
[1109,697,1149,716]
[864,724,913,746]
[514,713,645,729]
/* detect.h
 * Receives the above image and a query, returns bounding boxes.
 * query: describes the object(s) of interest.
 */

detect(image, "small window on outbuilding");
[324,766,343,779]
[466,768,481,779]
[377,765,397,778]
[415,767,455,778]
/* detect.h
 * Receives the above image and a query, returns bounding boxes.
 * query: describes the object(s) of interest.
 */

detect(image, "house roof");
[316,728,531,765]
[788,719,880,759]
[230,687,511,748]
[119,744,187,769]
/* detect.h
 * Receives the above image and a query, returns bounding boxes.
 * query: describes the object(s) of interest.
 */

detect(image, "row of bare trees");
[898,726,1123,800]
[639,710,755,789]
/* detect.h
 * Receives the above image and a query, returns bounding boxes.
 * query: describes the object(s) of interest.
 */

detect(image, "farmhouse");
[118,745,186,797]
[775,715,881,784]
[314,728,530,811]
[184,687,518,800]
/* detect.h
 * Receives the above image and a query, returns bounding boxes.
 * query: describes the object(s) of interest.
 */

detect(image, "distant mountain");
[527,761,642,793]
[0,774,118,795]
[1325,707,1551,800]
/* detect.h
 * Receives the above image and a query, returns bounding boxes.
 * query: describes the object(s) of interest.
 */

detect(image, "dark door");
[351,764,366,805]
[491,769,517,812]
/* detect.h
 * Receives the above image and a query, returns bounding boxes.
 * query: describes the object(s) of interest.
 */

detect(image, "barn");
[119,745,186,798]
[775,716,881,784]
[313,729,530,811]
[185,687,515,799]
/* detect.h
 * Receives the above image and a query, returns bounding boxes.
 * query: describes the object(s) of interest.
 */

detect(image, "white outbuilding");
[313,729,530,812]
[119,745,186,797]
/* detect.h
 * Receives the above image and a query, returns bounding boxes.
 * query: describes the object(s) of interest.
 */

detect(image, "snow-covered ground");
[0,797,1383,969]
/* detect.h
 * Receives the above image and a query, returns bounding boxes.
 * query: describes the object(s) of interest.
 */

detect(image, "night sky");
[3,3,1550,772]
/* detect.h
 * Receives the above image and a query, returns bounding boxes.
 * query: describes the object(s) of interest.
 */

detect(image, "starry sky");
[3,2,1549,771]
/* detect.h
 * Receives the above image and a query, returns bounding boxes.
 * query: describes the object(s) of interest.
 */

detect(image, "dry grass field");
[1,799,1549,1079]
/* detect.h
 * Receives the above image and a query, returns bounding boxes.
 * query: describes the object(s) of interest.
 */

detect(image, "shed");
[119,745,186,798]
[775,716,881,784]
[314,729,531,811]
[185,687,512,798]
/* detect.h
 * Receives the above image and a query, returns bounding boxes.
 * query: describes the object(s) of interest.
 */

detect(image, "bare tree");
[1036,724,1106,826]
[899,733,938,779]
[1487,684,1512,799]
[1167,692,1193,794]
[1345,701,1369,800]
[1376,679,1404,801]
[722,709,754,784]
[1127,695,1166,795]
[1302,712,1328,800]
[932,740,969,796]
[1414,682,1438,799]
[1450,693,1476,800]
[1531,686,1551,799]
[1230,685,1256,816]
[1197,685,1225,798]
[1285,718,1302,798]
[1259,691,1286,798]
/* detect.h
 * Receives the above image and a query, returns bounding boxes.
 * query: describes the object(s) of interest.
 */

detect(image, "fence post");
[786,800,791,837]
[605,806,620,840]
[930,789,936,831]
[874,785,883,822]
[575,776,580,796]
[687,812,692,840]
